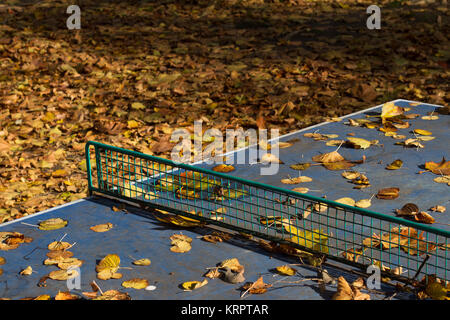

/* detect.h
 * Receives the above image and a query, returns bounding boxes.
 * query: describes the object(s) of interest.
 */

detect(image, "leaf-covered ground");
[0,0,448,222]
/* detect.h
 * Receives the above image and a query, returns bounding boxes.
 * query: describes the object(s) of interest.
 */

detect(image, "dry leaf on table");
[122,278,149,289]
[90,223,113,232]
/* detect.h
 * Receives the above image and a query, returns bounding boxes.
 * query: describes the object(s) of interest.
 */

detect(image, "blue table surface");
[0,99,447,300]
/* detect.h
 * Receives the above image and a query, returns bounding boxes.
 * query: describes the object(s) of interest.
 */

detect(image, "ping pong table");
[0,99,448,300]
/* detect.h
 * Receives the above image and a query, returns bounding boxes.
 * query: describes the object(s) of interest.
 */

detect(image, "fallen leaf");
[204,268,221,279]
[414,211,435,224]
[55,291,79,300]
[38,218,68,231]
[275,265,296,276]
[90,223,113,233]
[201,235,223,243]
[341,247,366,262]
[380,102,404,123]
[312,151,344,163]
[49,269,79,281]
[280,176,312,184]
[241,276,271,295]
[355,198,372,208]
[212,164,235,173]
[342,171,360,180]
[93,290,130,300]
[425,280,448,300]
[430,205,446,213]
[347,137,371,149]
[395,203,419,216]
[20,266,33,275]
[424,157,450,175]
[120,182,158,200]
[292,187,309,193]
[170,234,192,253]
[48,241,71,251]
[57,258,83,270]
[414,129,432,136]
[96,254,120,280]
[261,153,283,164]
[133,258,151,266]
[290,163,311,170]
[332,276,370,300]
[46,250,73,260]
[417,136,435,141]
[218,258,244,273]
[433,176,450,185]
[376,187,399,200]
[386,159,403,170]
[334,197,355,207]
[181,279,208,291]
[0,232,30,250]
[122,278,149,289]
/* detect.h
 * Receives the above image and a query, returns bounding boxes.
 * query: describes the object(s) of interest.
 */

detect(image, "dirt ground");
[0,0,448,221]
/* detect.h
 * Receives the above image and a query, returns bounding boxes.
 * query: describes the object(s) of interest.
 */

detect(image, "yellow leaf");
[47,241,71,251]
[92,290,130,300]
[380,102,403,122]
[181,279,208,291]
[219,258,244,272]
[127,120,140,129]
[275,265,296,276]
[96,254,120,279]
[334,197,355,207]
[312,151,344,163]
[332,277,354,300]
[122,278,149,289]
[170,234,192,253]
[347,137,371,149]
[51,169,68,178]
[426,281,448,300]
[57,258,83,270]
[421,115,439,120]
[212,164,235,173]
[355,199,372,208]
[386,159,403,170]
[280,176,312,184]
[414,129,432,136]
[49,269,79,281]
[261,153,283,164]
[55,291,79,300]
[292,187,309,193]
[133,258,151,266]
[90,223,113,233]
[20,266,33,275]
[131,102,146,110]
[120,182,158,200]
[38,218,68,230]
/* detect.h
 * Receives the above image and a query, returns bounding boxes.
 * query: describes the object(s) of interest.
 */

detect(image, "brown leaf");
[90,223,113,233]
[376,187,399,200]
[414,211,435,224]
[152,136,175,154]
[332,276,353,300]
[395,203,419,216]
[55,291,79,300]
[424,157,450,175]
[312,151,344,163]
[241,276,271,295]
